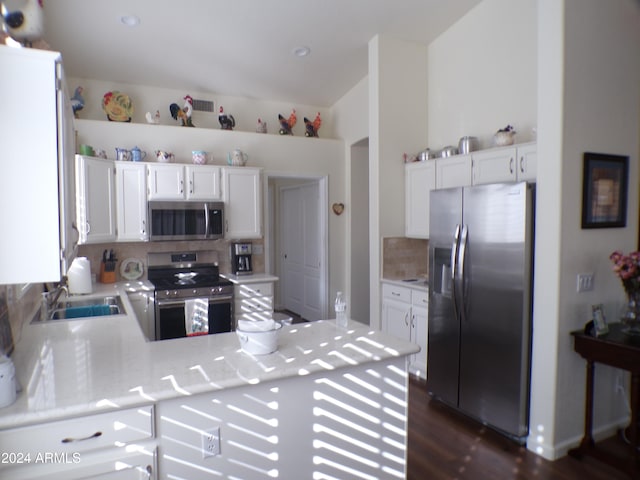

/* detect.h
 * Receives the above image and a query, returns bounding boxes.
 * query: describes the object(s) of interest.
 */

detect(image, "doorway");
[265,175,328,320]
[350,138,370,324]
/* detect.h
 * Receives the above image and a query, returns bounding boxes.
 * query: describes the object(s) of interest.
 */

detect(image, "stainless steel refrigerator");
[427,182,534,441]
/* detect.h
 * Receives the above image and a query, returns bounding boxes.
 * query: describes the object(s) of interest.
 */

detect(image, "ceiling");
[11,0,482,107]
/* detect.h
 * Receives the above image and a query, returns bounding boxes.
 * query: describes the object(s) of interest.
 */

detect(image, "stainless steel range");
[147,251,234,341]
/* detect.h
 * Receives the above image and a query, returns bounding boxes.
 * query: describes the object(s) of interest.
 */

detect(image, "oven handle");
[156,295,233,308]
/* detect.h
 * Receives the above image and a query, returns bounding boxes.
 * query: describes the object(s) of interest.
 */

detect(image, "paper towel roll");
[68,257,93,294]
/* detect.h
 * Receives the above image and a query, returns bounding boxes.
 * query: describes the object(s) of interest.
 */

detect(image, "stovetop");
[148,275,233,290]
[147,250,232,292]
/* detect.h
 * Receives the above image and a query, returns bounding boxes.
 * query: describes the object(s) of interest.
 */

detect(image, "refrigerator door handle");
[458,224,469,322]
[451,224,461,320]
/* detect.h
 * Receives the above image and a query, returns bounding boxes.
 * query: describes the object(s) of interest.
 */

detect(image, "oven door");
[155,294,233,341]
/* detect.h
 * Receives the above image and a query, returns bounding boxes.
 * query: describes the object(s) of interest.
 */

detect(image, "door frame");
[264,172,329,319]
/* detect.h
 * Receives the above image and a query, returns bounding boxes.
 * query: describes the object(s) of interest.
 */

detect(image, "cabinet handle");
[520,155,525,173]
[404,312,409,326]
[141,219,146,235]
[145,465,153,478]
[509,157,514,174]
[411,314,416,329]
[61,431,102,443]
[190,179,194,194]
[392,291,401,297]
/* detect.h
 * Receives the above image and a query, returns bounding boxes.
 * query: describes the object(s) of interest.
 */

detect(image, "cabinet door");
[147,164,184,200]
[405,162,435,238]
[76,156,116,244]
[223,167,262,239]
[411,305,428,379]
[435,154,472,189]
[382,298,411,342]
[116,162,148,241]
[471,147,517,185]
[186,165,221,200]
[517,143,537,182]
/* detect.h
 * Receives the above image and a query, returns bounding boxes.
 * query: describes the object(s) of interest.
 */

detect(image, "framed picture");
[581,152,629,228]
[591,304,609,336]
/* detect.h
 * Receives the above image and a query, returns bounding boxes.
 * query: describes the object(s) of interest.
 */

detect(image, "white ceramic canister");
[67,257,93,294]
[0,355,16,408]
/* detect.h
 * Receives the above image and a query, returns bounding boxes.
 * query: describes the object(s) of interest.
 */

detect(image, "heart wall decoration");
[332,203,345,215]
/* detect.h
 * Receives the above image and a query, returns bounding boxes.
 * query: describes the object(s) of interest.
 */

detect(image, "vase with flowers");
[610,250,640,334]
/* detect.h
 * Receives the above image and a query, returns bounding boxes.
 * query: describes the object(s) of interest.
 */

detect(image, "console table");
[570,323,640,478]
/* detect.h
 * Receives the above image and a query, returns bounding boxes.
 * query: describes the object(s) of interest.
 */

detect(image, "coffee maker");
[231,242,253,275]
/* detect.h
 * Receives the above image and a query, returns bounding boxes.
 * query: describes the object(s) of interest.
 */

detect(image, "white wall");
[427,0,537,150]
[369,34,428,329]
[531,0,640,459]
[69,78,335,138]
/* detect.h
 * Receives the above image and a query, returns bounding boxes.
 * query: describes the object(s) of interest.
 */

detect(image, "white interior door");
[279,182,322,320]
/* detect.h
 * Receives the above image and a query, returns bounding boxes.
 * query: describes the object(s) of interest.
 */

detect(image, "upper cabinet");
[76,156,117,244]
[405,161,435,239]
[0,47,77,284]
[115,161,148,242]
[405,143,536,239]
[471,142,537,185]
[223,167,262,239]
[435,154,472,189]
[147,164,221,201]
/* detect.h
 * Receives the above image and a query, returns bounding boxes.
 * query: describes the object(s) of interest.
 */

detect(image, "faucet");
[44,276,69,309]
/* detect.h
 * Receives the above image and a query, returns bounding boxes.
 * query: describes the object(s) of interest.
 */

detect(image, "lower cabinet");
[234,281,275,323]
[0,406,156,479]
[381,282,427,379]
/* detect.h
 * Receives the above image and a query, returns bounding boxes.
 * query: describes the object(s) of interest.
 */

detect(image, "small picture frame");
[581,152,629,229]
[592,304,609,336]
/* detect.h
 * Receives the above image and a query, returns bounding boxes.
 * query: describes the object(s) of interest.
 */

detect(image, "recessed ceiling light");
[120,15,140,27]
[292,46,311,57]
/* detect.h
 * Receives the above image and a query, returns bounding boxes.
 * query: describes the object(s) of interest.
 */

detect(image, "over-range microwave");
[148,201,224,241]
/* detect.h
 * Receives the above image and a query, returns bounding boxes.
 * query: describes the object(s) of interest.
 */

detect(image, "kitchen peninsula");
[0,284,419,479]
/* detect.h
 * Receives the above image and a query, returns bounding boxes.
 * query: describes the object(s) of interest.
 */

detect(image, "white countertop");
[381,277,429,291]
[1,283,417,430]
[222,273,279,284]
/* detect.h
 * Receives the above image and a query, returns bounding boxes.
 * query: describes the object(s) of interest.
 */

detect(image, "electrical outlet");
[202,427,221,458]
[576,273,594,292]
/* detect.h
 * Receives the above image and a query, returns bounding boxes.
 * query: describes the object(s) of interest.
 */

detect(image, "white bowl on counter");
[236,320,282,355]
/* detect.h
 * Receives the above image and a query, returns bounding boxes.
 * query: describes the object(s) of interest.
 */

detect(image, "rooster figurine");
[2,0,44,47]
[145,110,161,124]
[169,95,195,127]
[278,109,297,135]
[304,112,322,138]
[256,118,267,134]
[70,86,85,118]
[218,106,235,130]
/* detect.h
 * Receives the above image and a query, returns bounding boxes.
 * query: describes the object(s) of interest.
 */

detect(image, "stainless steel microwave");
[148,201,224,241]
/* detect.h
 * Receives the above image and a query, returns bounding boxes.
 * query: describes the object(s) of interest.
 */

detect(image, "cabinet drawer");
[235,282,273,298]
[381,284,411,303]
[411,290,428,307]
[235,296,274,313]
[0,405,154,458]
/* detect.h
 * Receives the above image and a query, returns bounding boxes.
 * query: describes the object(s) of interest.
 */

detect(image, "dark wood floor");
[407,377,630,479]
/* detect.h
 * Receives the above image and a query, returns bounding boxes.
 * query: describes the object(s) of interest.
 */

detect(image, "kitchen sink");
[32,295,126,323]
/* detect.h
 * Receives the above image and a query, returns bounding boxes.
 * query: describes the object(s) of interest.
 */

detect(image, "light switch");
[577,273,594,292]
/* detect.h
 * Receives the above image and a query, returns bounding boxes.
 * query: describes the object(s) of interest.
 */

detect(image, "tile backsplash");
[78,239,265,282]
[382,237,428,280]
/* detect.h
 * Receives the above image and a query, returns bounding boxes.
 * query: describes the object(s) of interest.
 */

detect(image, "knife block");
[99,262,116,284]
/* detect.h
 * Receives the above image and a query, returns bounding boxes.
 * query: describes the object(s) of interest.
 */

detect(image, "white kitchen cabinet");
[471,142,537,185]
[381,282,428,379]
[222,167,263,239]
[0,406,156,479]
[127,290,155,340]
[516,142,537,182]
[147,164,185,200]
[234,281,275,323]
[147,164,221,201]
[76,155,117,244]
[115,162,148,241]
[0,47,77,283]
[405,161,436,239]
[435,154,472,189]
[186,165,221,200]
